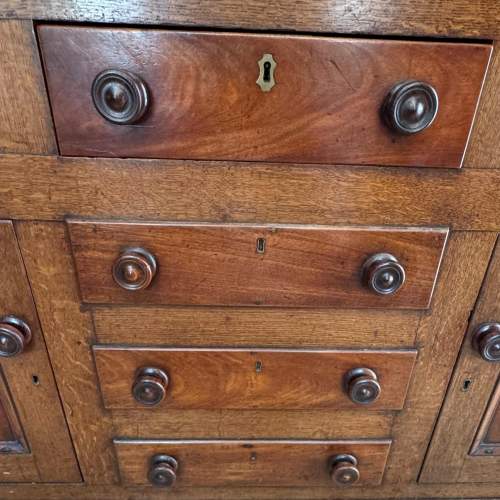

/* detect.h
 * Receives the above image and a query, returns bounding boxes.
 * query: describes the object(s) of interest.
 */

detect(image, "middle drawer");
[68,222,448,309]
[93,346,417,411]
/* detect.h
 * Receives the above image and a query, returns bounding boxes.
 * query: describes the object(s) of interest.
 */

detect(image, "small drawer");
[93,346,417,410]
[114,438,391,487]
[68,221,448,309]
[38,26,491,168]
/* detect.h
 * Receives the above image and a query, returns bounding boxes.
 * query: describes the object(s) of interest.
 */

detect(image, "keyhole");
[263,62,271,82]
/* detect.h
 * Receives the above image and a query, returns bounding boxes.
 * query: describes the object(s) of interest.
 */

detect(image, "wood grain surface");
[93,306,420,347]
[421,235,500,483]
[38,26,491,168]
[110,409,393,440]
[3,1,500,40]
[15,221,118,484]
[0,221,80,482]
[464,43,500,169]
[5,482,500,499]
[93,346,416,410]
[4,155,500,230]
[114,439,391,487]
[382,231,497,483]
[68,222,447,308]
[0,21,57,154]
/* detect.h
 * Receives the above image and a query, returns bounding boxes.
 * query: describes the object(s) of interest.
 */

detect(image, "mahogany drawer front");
[38,25,491,168]
[67,222,448,309]
[114,439,391,487]
[93,346,417,410]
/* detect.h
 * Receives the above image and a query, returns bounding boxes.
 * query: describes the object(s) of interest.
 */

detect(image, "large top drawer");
[38,26,491,168]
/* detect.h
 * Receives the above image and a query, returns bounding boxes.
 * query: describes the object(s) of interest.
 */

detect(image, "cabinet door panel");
[421,236,500,483]
[0,221,80,482]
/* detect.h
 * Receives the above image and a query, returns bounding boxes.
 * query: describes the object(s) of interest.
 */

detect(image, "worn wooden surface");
[421,236,500,483]
[93,306,420,347]
[68,222,447,308]
[94,346,416,410]
[114,439,391,487]
[111,409,393,440]
[380,231,497,483]
[3,1,500,40]
[14,222,118,484]
[3,155,500,230]
[4,483,500,499]
[0,21,56,155]
[465,44,500,169]
[39,26,490,168]
[0,222,80,482]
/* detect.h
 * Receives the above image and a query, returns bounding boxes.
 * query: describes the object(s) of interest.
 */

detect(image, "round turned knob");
[473,323,500,362]
[344,367,381,405]
[112,247,157,291]
[148,454,178,488]
[132,367,169,406]
[382,80,439,134]
[92,69,149,124]
[0,316,32,358]
[330,454,360,486]
[362,253,405,295]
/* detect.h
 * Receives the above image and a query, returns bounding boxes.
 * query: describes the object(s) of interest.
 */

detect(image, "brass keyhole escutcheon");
[257,54,277,92]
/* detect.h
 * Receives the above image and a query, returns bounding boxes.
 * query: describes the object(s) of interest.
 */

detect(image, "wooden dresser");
[0,2,499,499]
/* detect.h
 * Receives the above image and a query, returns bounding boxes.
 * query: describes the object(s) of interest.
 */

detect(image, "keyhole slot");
[263,62,272,82]
[256,238,266,254]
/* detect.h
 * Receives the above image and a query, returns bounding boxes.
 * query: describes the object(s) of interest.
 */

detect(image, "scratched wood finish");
[465,44,500,168]
[4,1,500,40]
[6,483,500,500]
[0,222,80,482]
[93,307,420,347]
[0,21,57,154]
[5,155,500,230]
[38,26,490,168]
[68,222,447,308]
[111,409,393,440]
[421,236,500,483]
[114,439,391,487]
[94,346,416,410]
[15,221,118,484]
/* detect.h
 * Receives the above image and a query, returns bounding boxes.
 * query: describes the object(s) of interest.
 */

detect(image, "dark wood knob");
[0,316,32,358]
[382,80,439,134]
[344,367,381,405]
[330,454,360,486]
[92,69,149,124]
[148,454,178,488]
[132,367,169,406]
[362,252,405,295]
[473,323,500,362]
[112,247,157,291]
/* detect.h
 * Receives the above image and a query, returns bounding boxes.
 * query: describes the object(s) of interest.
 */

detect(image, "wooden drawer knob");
[382,80,439,135]
[148,454,178,487]
[132,367,169,406]
[362,253,405,295]
[92,69,149,124]
[112,247,157,291]
[0,316,32,358]
[344,367,381,405]
[473,322,500,362]
[330,454,360,486]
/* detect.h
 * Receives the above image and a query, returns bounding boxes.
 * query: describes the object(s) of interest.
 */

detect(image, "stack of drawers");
[36,25,491,491]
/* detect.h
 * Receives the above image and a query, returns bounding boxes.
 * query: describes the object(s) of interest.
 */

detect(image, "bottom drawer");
[114,439,391,488]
